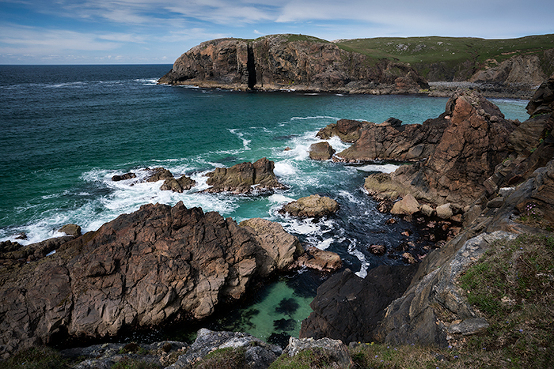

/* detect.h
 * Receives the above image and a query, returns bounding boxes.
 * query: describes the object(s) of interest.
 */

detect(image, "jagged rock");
[300,265,417,343]
[290,246,342,272]
[390,194,420,215]
[160,175,196,193]
[309,141,335,160]
[316,119,367,142]
[365,90,517,208]
[470,53,547,87]
[0,235,75,264]
[282,337,352,369]
[205,158,285,194]
[526,72,554,116]
[168,329,282,369]
[111,172,136,181]
[145,167,174,182]
[402,252,418,264]
[58,223,82,237]
[334,115,448,162]
[239,218,303,273]
[280,194,339,218]
[0,202,301,359]
[158,35,428,94]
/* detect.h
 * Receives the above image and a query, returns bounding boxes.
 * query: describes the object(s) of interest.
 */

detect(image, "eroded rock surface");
[309,141,335,160]
[0,202,301,359]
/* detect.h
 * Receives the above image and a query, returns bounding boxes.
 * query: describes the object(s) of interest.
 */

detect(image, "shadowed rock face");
[0,202,301,359]
[158,35,428,94]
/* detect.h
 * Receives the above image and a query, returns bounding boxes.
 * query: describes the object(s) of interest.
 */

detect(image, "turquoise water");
[0,65,531,345]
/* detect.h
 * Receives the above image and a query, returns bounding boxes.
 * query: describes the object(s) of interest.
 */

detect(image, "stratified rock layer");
[0,202,301,359]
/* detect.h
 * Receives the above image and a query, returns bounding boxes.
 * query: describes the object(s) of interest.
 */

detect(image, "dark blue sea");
[0,64,530,344]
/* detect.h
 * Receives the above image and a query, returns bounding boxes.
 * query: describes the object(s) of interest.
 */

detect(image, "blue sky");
[1,0,553,65]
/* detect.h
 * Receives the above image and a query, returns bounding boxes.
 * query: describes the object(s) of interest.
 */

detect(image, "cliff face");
[159,35,428,93]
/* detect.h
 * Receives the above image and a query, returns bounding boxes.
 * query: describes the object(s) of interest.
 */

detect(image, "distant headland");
[159,33,554,99]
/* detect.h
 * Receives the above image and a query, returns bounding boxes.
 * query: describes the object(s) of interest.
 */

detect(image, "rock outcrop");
[158,34,428,94]
[299,265,417,343]
[205,158,285,194]
[363,90,518,207]
[280,194,339,218]
[0,202,302,359]
[309,141,335,160]
[334,116,448,163]
[111,167,196,193]
[168,328,282,369]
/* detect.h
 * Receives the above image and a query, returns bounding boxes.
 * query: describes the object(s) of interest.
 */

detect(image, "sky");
[1,0,553,65]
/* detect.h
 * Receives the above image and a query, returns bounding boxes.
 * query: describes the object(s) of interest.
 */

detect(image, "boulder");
[368,244,386,256]
[0,202,301,359]
[280,195,339,218]
[205,157,286,194]
[290,246,342,272]
[436,203,454,219]
[145,167,174,182]
[58,224,82,237]
[308,141,335,160]
[299,265,417,343]
[390,194,420,215]
[160,175,196,193]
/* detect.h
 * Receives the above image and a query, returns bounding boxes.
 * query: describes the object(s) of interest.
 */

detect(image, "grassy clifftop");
[335,34,554,80]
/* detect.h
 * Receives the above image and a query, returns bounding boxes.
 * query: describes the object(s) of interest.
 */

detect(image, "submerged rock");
[280,194,339,218]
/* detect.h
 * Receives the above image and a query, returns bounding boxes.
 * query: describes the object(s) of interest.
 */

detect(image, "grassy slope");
[335,34,554,80]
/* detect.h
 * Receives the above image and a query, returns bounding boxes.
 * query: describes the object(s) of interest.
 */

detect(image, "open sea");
[0,64,530,346]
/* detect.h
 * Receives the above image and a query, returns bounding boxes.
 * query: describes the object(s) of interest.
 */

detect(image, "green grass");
[191,347,247,369]
[3,346,69,369]
[269,348,338,369]
[335,34,554,79]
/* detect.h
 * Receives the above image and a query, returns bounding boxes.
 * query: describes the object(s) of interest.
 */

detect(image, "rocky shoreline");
[2,72,553,367]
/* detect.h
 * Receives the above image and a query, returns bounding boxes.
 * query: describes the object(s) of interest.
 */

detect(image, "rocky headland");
[158,33,554,98]
[158,34,428,94]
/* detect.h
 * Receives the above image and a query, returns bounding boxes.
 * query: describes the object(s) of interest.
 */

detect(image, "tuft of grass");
[111,358,161,369]
[269,348,338,369]
[3,346,69,369]
[192,347,247,369]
